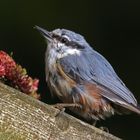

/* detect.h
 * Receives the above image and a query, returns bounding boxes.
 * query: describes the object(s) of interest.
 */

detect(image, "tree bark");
[0,82,121,140]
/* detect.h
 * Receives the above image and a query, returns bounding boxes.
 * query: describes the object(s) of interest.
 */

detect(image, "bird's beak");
[34,26,53,41]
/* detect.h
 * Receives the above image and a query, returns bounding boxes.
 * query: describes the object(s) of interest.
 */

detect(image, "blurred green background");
[0,0,140,139]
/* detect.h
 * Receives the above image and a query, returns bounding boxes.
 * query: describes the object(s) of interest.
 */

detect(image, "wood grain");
[0,82,121,140]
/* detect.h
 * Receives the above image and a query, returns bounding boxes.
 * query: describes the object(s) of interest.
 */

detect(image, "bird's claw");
[99,126,109,133]
[52,103,81,117]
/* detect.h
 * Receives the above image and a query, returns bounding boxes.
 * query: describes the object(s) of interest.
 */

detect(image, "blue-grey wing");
[59,49,137,107]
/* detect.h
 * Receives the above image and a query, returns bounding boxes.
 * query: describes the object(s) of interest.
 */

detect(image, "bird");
[35,26,140,122]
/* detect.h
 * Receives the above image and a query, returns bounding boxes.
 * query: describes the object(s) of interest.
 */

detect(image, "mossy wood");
[0,82,121,140]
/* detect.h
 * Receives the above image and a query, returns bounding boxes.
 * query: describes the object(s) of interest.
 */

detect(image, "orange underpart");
[82,83,111,113]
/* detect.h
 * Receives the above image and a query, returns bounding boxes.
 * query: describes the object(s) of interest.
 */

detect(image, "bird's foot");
[99,126,109,133]
[52,103,81,117]
[91,120,97,126]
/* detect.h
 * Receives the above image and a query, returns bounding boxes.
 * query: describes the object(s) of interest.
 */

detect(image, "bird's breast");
[48,71,74,101]
[46,49,75,101]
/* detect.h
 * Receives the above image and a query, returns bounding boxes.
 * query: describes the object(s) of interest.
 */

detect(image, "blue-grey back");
[59,48,137,106]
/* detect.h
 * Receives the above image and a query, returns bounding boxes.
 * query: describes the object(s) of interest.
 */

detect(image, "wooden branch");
[0,82,121,140]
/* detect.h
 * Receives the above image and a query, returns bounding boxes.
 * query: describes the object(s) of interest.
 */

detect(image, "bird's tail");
[127,104,140,115]
[113,103,140,115]
[116,102,140,115]
[136,105,140,114]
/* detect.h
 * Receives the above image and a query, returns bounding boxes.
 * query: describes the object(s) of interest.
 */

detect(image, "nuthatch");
[36,26,140,121]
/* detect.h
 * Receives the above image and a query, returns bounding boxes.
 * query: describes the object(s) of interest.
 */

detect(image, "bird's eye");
[61,37,69,44]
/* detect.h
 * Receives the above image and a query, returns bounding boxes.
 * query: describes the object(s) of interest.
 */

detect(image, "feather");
[59,48,140,114]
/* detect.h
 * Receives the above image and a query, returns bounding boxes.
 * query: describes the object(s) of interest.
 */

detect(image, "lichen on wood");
[0,82,121,140]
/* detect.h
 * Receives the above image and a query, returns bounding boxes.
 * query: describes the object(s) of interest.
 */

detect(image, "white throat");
[47,42,81,61]
[45,41,81,80]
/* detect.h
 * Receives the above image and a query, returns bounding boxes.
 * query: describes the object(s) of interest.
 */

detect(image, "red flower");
[0,64,5,77]
[0,51,40,99]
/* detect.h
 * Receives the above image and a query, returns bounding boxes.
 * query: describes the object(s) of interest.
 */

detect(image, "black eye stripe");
[68,41,85,49]
[52,33,84,49]
[52,34,60,40]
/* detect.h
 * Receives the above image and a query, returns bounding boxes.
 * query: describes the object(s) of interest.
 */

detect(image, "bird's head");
[35,26,91,58]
